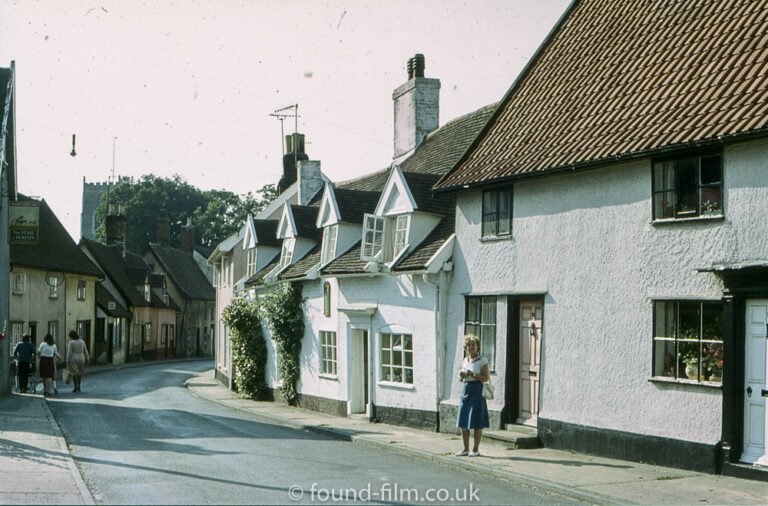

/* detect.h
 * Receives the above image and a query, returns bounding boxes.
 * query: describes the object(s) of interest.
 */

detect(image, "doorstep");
[722,461,768,482]
[484,424,541,449]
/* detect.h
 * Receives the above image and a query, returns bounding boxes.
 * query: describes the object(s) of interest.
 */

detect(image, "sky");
[0,0,571,241]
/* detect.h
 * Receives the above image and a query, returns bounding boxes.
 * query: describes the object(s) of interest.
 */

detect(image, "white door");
[518,302,542,426]
[348,329,369,415]
[742,300,768,466]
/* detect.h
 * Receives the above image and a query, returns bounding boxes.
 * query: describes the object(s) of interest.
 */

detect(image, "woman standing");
[37,334,62,397]
[66,330,90,393]
[456,335,490,457]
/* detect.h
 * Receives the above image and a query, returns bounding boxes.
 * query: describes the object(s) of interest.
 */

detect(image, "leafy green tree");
[94,175,277,253]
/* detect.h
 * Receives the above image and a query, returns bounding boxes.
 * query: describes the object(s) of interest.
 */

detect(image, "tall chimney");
[155,215,170,247]
[105,205,127,257]
[392,53,440,162]
[278,133,309,195]
[181,217,195,254]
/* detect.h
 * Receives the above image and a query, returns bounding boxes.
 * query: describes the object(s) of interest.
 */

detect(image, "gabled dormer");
[266,202,320,281]
[241,213,281,279]
[361,164,442,268]
[316,183,377,266]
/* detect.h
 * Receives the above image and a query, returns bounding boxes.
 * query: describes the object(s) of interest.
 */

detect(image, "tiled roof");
[80,238,150,307]
[336,168,390,192]
[254,219,281,247]
[437,0,768,190]
[393,218,453,272]
[320,241,366,276]
[244,255,280,287]
[280,244,321,280]
[403,172,456,216]
[146,243,215,301]
[96,283,132,318]
[11,197,102,278]
[333,188,381,224]
[291,205,322,241]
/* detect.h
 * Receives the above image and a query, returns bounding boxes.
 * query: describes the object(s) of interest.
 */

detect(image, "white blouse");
[461,355,488,382]
[38,342,59,358]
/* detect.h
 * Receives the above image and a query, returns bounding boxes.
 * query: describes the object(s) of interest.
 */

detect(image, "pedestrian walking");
[456,335,490,457]
[37,334,62,397]
[12,335,36,393]
[66,330,90,393]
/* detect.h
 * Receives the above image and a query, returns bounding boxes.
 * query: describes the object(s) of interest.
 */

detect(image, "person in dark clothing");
[13,335,36,393]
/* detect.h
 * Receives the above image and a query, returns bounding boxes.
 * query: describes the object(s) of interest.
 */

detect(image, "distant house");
[10,197,102,357]
[144,220,215,359]
[80,212,179,363]
[434,0,768,475]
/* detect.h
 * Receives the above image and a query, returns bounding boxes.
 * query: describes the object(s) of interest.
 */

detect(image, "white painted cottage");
[434,0,768,477]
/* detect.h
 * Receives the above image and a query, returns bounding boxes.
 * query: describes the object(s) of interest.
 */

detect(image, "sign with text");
[9,201,40,244]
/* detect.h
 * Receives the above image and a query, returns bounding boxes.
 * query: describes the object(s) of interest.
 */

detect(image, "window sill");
[649,376,722,389]
[319,373,339,381]
[480,234,513,243]
[378,380,415,390]
[651,214,724,226]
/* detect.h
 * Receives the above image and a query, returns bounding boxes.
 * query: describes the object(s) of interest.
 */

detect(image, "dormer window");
[162,293,170,307]
[362,213,410,263]
[321,225,338,265]
[279,238,295,269]
[144,284,151,302]
[246,247,257,277]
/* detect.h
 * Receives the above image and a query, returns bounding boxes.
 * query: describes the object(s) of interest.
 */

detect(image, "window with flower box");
[652,300,723,383]
[652,153,723,220]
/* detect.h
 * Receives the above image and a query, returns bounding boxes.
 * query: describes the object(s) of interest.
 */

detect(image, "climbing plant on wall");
[261,281,305,405]
[222,297,268,400]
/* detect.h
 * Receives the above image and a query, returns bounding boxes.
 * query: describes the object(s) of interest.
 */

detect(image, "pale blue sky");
[0,0,570,239]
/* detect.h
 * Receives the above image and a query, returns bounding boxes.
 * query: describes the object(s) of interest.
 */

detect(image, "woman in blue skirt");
[456,335,489,457]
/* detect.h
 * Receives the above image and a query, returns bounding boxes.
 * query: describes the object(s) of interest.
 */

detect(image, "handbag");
[63,368,72,385]
[482,379,494,400]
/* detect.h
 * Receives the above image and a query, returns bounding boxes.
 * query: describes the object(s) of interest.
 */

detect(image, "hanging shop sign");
[9,201,40,244]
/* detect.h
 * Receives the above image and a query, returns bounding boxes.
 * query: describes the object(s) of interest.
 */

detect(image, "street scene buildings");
[3,0,768,488]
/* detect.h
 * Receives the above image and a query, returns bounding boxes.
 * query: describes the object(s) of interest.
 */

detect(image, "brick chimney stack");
[155,215,170,247]
[392,53,440,163]
[277,133,309,195]
[105,205,127,257]
[181,217,195,254]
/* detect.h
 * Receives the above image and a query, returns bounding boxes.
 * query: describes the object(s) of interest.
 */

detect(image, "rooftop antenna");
[106,136,117,217]
[270,103,299,159]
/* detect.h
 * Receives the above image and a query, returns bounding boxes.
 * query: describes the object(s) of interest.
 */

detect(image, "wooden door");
[518,302,542,426]
[742,300,768,465]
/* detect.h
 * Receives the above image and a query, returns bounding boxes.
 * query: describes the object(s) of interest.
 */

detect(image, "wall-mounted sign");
[108,302,116,311]
[9,201,40,244]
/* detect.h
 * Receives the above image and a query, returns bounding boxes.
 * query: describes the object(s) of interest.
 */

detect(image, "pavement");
[1,360,767,505]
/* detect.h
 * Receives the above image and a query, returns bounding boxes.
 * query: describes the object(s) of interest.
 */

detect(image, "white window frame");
[362,214,386,261]
[393,214,410,258]
[49,277,59,299]
[11,322,23,348]
[321,225,338,265]
[465,296,497,372]
[380,333,414,384]
[279,238,295,269]
[48,321,59,342]
[77,280,86,301]
[145,322,152,343]
[320,331,337,376]
[144,284,151,302]
[246,247,257,277]
[12,273,26,294]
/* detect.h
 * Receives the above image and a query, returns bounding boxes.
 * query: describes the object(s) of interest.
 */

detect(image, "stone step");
[484,424,541,449]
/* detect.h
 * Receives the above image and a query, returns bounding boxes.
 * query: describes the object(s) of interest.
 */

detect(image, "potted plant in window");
[701,200,721,216]
[678,344,699,380]
[703,345,723,383]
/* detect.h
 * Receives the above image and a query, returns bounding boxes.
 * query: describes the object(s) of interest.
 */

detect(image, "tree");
[95,175,277,253]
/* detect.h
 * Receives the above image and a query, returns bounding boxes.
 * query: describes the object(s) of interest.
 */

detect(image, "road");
[47,361,578,504]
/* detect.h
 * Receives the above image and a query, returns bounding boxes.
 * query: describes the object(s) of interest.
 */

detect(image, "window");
[653,153,722,220]
[393,215,410,257]
[362,214,386,260]
[76,320,90,344]
[465,296,497,371]
[482,187,512,238]
[321,225,338,265]
[279,238,295,269]
[653,300,723,383]
[49,277,59,299]
[77,280,86,301]
[247,247,257,277]
[145,322,152,343]
[323,281,331,317]
[12,273,26,294]
[144,283,151,302]
[222,257,231,287]
[114,319,122,348]
[320,331,337,376]
[380,333,413,384]
[48,321,59,343]
[11,322,23,348]
[133,323,141,346]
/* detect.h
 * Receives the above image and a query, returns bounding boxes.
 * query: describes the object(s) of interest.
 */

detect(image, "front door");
[349,329,369,415]
[518,302,542,426]
[743,300,768,465]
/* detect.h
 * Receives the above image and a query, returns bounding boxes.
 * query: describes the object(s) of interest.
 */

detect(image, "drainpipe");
[423,263,451,429]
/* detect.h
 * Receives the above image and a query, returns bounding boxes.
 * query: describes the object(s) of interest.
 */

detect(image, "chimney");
[105,204,127,257]
[392,53,440,163]
[181,217,195,254]
[298,160,324,206]
[278,132,309,195]
[155,215,170,247]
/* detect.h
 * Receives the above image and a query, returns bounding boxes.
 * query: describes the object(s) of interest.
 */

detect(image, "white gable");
[375,164,417,216]
[316,183,341,228]
[276,203,297,240]
[242,214,257,249]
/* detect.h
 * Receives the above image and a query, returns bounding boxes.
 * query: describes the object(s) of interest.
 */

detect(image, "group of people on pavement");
[12,331,90,395]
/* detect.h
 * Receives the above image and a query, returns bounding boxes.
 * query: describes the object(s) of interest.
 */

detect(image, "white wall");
[447,139,768,444]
